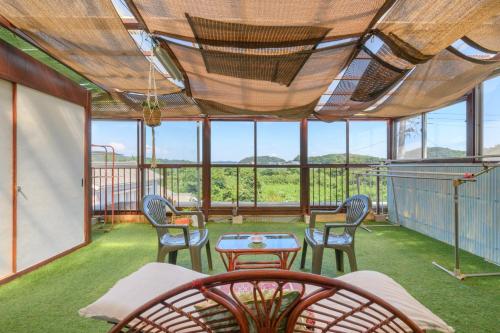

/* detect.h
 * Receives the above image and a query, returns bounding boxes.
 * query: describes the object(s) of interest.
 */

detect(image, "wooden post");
[300,119,309,215]
[202,118,211,219]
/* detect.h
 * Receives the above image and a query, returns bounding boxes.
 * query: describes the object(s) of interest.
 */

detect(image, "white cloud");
[109,142,126,152]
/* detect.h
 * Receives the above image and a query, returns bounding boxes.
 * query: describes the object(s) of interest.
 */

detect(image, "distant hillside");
[145,157,198,164]
[427,147,466,158]
[484,144,500,156]
[92,151,136,162]
[402,147,466,159]
[239,156,288,164]
[299,153,383,164]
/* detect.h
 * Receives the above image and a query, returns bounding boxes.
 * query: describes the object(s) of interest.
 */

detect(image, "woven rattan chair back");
[109,270,423,333]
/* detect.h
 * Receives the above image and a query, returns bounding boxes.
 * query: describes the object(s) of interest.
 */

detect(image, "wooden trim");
[208,207,303,216]
[299,119,309,215]
[11,82,17,274]
[202,118,211,218]
[253,121,257,208]
[84,92,92,243]
[0,38,88,107]
[0,242,88,286]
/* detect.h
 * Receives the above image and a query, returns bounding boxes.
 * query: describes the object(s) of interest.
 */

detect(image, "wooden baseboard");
[0,241,89,286]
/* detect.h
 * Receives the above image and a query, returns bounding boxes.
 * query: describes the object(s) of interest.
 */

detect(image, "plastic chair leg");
[190,248,203,273]
[168,250,178,265]
[311,247,324,275]
[300,239,308,269]
[157,247,168,263]
[206,240,213,270]
[335,249,344,272]
[346,248,357,272]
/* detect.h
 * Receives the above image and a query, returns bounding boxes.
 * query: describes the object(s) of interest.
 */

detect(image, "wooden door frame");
[0,39,90,285]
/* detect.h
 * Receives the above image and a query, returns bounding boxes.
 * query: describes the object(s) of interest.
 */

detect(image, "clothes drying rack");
[91,144,116,230]
[353,157,500,280]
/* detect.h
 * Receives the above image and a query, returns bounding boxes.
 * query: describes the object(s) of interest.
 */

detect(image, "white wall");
[0,79,12,277]
[16,85,85,271]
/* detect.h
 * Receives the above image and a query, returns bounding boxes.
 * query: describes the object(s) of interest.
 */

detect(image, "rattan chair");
[108,270,424,333]
[301,194,371,275]
[142,195,212,272]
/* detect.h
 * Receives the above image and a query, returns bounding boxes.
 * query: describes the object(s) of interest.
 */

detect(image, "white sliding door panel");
[0,79,13,277]
[16,85,84,271]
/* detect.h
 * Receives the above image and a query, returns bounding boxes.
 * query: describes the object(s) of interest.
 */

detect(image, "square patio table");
[215,232,301,271]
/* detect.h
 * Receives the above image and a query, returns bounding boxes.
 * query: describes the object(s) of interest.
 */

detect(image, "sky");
[92,120,389,162]
[91,76,499,162]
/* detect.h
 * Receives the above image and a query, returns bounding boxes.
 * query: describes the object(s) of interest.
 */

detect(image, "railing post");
[376,174,380,214]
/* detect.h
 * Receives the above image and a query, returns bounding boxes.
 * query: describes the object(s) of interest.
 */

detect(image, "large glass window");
[211,167,255,207]
[483,76,500,158]
[426,102,467,158]
[308,121,346,163]
[91,120,139,212]
[257,168,300,206]
[349,121,387,162]
[91,120,138,165]
[257,122,299,164]
[395,116,422,159]
[145,121,202,164]
[211,121,254,164]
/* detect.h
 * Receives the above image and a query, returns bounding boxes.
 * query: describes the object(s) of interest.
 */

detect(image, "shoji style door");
[15,84,85,271]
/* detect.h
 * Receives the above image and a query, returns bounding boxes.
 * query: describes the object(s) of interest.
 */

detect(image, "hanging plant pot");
[142,100,161,127]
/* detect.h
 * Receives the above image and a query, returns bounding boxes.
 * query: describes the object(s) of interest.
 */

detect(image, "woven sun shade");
[371,48,500,118]
[376,0,500,57]
[186,15,330,86]
[165,41,353,115]
[0,0,180,94]
[133,0,386,41]
[316,35,413,120]
[466,14,500,52]
[92,92,201,119]
[196,98,319,119]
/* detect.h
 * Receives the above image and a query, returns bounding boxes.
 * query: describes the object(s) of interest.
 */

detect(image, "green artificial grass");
[0,222,498,332]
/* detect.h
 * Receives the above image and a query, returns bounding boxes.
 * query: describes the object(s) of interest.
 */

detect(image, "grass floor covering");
[0,222,499,332]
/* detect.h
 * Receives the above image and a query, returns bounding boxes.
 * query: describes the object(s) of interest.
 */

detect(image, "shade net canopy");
[92,92,200,119]
[0,0,499,120]
[166,41,353,117]
[187,15,331,86]
[316,34,413,120]
[366,48,500,118]
[466,14,500,52]
[376,0,500,58]
[133,0,386,41]
[0,0,179,94]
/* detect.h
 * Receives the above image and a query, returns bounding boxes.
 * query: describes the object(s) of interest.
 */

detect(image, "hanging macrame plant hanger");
[143,55,161,168]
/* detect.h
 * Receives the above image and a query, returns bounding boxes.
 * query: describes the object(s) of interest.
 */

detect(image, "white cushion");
[79,265,453,332]
[78,263,207,322]
[336,271,454,332]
